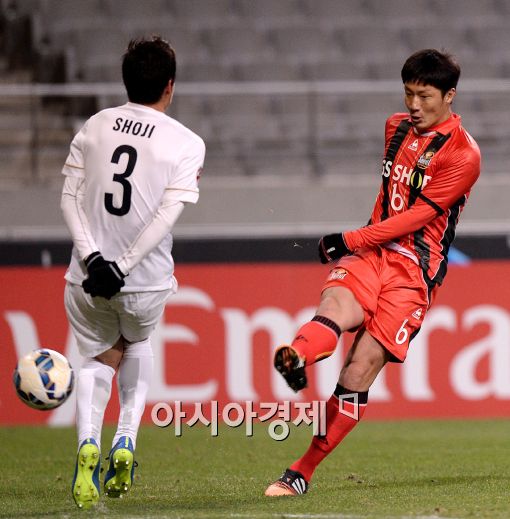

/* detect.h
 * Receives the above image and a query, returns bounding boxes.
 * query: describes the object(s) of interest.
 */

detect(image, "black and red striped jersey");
[343,112,481,288]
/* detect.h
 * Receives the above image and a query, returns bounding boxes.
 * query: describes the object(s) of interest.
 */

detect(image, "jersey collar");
[125,102,168,119]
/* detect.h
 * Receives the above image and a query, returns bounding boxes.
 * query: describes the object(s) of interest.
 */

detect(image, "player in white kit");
[61,37,205,509]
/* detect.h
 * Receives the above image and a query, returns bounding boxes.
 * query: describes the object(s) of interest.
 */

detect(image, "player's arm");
[115,138,205,275]
[318,200,438,263]
[61,176,99,259]
[319,148,480,262]
[60,146,121,298]
[60,121,126,298]
[115,193,185,274]
[60,121,99,260]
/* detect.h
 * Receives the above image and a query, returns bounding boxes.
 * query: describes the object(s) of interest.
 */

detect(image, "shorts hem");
[76,334,122,358]
[64,275,174,293]
[366,329,406,363]
[321,279,371,327]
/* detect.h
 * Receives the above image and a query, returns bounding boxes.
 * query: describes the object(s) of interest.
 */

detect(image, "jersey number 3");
[105,144,137,216]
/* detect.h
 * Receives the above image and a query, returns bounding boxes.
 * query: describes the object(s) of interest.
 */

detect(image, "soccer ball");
[13,349,74,410]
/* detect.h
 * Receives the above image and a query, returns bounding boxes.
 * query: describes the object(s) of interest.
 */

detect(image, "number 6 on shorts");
[395,319,409,345]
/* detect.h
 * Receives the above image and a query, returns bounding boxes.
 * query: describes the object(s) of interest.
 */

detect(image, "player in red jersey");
[265,49,481,496]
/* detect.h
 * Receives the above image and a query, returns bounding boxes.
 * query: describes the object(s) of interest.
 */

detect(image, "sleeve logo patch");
[328,268,348,281]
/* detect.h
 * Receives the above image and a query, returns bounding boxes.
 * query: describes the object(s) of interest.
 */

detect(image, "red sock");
[290,385,368,481]
[291,315,341,365]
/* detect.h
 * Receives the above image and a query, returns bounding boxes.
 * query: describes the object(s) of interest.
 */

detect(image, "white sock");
[112,337,154,450]
[76,358,115,451]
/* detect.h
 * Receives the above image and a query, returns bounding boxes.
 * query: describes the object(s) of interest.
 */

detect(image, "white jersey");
[62,102,205,291]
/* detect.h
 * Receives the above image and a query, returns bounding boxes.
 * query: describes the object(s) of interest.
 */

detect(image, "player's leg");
[111,337,153,448]
[267,250,429,496]
[104,337,153,497]
[266,330,389,496]
[72,341,124,508]
[64,282,124,508]
[275,252,380,392]
[291,250,429,484]
[105,289,170,498]
[291,251,429,487]
[274,286,365,391]
[75,339,124,448]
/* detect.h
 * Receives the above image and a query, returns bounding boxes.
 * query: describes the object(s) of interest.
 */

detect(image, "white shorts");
[64,282,172,357]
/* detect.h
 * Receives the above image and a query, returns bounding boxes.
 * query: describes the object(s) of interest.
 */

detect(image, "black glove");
[318,233,351,264]
[83,251,109,275]
[82,252,126,299]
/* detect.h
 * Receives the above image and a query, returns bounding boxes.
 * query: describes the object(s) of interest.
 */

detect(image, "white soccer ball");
[13,349,74,410]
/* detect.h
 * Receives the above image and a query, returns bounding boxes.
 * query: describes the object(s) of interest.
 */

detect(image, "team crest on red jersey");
[417,151,435,169]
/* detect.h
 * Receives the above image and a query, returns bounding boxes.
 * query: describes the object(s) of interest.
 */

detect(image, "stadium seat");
[309,0,368,29]
[177,61,236,82]
[365,0,440,25]
[473,24,510,57]
[460,60,507,79]
[269,94,311,143]
[170,96,215,141]
[401,24,479,61]
[1,0,510,191]
[33,0,109,48]
[205,95,283,145]
[102,0,173,23]
[316,95,352,144]
[171,0,240,28]
[201,153,246,177]
[236,0,309,28]
[431,0,502,21]
[271,26,341,65]
[302,59,371,81]
[232,60,304,81]
[247,153,314,177]
[204,26,274,66]
[164,27,210,63]
[338,24,408,65]
[69,30,128,81]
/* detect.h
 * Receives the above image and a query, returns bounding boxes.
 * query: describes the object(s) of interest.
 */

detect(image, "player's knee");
[94,354,122,371]
[319,288,363,331]
[339,359,379,391]
[94,340,126,370]
[123,337,153,358]
[339,364,367,390]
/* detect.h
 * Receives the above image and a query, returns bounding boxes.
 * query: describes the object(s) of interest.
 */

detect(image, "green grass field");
[1,419,509,518]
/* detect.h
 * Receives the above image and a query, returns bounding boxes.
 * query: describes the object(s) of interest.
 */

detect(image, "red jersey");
[343,112,480,289]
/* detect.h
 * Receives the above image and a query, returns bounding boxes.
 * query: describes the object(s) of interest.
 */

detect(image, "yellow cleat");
[71,438,100,509]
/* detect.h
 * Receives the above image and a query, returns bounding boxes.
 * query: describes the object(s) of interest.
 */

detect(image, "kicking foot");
[72,438,100,509]
[104,436,136,498]
[274,345,307,392]
[265,468,309,496]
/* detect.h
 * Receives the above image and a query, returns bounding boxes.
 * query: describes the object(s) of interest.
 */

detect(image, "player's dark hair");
[122,36,176,104]
[401,49,460,96]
